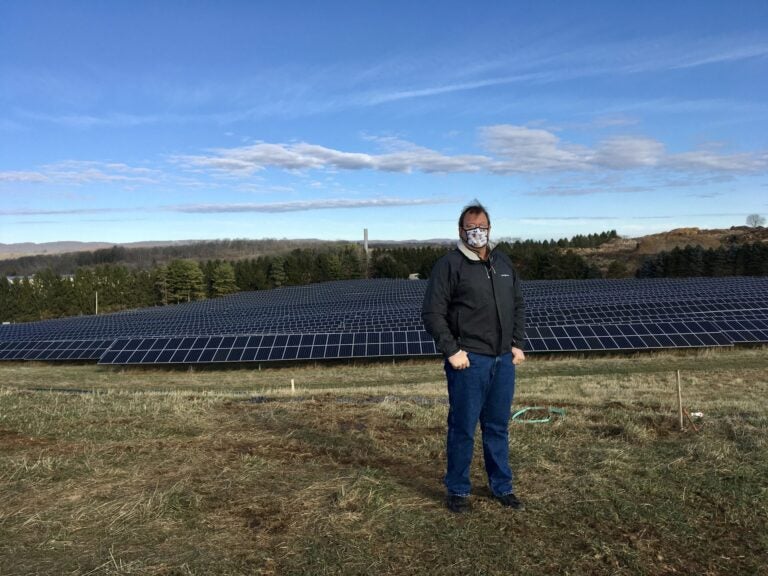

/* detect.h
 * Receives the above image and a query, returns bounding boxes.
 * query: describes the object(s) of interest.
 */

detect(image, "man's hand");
[448,350,470,370]
[511,346,526,365]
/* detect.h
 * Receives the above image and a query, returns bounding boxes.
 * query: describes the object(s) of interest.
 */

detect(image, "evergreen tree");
[268,257,288,287]
[234,258,269,290]
[13,277,37,321]
[0,277,15,321]
[154,265,169,305]
[606,260,629,278]
[371,253,409,278]
[284,249,315,285]
[131,269,158,307]
[166,260,206,303]
[340,245,365,279]
[210,261,238,297]
[95,264,134,311]
[73,267,98,315]
[200,260,217,296]
[33,269,76,319]
[318,252,344,281]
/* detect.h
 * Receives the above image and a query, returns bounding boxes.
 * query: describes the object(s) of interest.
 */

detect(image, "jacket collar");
[457,240,495,261]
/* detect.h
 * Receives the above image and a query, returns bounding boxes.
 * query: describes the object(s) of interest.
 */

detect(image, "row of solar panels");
[3,294,767,340]
[1,277,766,365]
[1,319,765,365]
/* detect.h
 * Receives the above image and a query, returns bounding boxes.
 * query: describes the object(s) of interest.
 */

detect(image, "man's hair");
[458,200,491,228]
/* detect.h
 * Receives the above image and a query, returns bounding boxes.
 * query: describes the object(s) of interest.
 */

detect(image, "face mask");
[464,227,489,248]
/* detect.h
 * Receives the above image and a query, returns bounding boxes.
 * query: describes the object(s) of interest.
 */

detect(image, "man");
[422,201,526,513]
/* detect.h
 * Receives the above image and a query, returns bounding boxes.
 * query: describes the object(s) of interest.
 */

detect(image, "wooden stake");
[676,370,684,431]
[290,378,295,394]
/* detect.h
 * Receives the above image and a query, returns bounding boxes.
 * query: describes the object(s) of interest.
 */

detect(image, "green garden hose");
[511,406,566,424]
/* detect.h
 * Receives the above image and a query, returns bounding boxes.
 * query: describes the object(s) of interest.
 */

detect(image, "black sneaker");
[445,494,471,514]
[495,493,525,510]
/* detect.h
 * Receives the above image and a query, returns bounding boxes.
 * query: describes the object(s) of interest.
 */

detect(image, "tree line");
[636,243,768,278]
[0,238,358,277]
[1,233,619,278]
[0,235,609,322]
[4,231,765,324]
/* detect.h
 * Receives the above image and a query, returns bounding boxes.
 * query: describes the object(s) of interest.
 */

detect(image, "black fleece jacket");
[421,243,526,358]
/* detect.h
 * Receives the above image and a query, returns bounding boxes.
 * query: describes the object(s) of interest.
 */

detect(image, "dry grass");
[1,347,767,575]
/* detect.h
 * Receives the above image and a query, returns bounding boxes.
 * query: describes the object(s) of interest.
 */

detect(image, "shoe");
[495,493,525,510]
[445,494,471,514]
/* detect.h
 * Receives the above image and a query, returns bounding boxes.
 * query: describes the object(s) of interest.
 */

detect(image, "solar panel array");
[0,276,766,365]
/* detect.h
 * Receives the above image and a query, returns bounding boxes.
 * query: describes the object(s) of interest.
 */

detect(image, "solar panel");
[0,276,766,365]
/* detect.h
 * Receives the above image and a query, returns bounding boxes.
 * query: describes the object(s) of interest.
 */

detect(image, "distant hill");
[0,237,458,262]
[0,240,202,260]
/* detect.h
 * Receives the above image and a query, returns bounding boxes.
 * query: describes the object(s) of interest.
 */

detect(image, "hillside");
[572,226,768,275]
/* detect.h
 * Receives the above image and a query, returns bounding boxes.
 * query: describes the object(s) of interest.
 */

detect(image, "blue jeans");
[444,351,516,497]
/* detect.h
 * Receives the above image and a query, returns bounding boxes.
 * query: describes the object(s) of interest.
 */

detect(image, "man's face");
[459,211,490,250]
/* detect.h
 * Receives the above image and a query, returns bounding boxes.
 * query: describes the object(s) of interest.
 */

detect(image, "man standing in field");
[422,201,526,513]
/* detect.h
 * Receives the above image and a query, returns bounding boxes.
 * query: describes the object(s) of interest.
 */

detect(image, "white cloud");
[479,125,591,172]
[175,142,488,175]
[177,126,767,181]
[593,136,666,169]
[9,127,766,200]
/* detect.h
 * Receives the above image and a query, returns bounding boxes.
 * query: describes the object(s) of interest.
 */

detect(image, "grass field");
[1,347,766,575]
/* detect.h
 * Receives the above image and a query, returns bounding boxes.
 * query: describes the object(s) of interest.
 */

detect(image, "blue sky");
[1,0,767,244]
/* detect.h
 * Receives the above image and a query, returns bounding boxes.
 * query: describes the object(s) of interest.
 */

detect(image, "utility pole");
[95,290,99,315]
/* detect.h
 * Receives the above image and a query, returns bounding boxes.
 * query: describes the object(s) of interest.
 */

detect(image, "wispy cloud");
[10,34,766,128]
[0,197,450,218]
[360,36,768,106]
[525,184,651,197]
[19,111,162,128]
[42,161,160,184]
[521,216,685,223]
[0,207,127,216]
[364,72,553,105]
[0,171,49,183]
[666,150,768,172]
[521,212,750,222]
[667,41,768,69]
[167,197,451,214]
[0,161,161,187]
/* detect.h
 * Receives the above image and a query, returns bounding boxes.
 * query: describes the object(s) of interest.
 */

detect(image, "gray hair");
[458,200,491,228]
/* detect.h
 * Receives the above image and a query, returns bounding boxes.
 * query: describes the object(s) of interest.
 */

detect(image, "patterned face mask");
[464,227,489,248]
